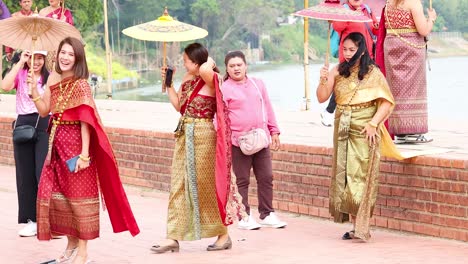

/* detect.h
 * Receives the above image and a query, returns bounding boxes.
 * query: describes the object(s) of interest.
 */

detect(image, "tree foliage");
[3,0,103,33]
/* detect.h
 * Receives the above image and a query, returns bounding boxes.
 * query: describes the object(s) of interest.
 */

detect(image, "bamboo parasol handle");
[161,42,167,93]
[28,40,37,97]
[326,22,331,66]
[61,0,65,21]
[430,0,432,10]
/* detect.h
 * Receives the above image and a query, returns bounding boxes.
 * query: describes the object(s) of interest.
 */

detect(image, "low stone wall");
[1,116,467,242]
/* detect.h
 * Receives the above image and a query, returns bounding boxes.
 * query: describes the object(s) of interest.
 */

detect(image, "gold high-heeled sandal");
[206,236,232,251]
[150,240,179,254]
[56,247,78,263]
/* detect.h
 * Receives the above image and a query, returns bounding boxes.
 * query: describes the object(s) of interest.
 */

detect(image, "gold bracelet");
[32,96,41,102]
[79,154,90,162]
[368,121,378,128]
[320,78,328,85]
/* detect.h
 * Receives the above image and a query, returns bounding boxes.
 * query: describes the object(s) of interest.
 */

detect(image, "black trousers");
[13,113,50,223]
[326,93,337,114]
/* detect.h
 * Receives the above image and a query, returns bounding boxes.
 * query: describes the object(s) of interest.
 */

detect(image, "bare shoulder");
[47,71,61,86]
[331,65,339,77]
[38,7,50,16]
[182,72,194,83]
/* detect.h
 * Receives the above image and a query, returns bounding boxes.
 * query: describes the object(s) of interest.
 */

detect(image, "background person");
[2,50,50,237]
[321,0,379,127]
[39,0,74,25]
[222,51,286,230]
[376,0,437,143]
[0,0,11,19]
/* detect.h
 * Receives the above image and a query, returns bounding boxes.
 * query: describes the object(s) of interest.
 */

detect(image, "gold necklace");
[47,80,79,155]
[56,80,70,103]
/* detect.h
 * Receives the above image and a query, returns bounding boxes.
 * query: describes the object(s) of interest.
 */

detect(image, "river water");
[108,56,467,121]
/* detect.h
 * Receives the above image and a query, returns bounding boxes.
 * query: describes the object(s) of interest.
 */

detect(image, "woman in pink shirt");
[2,50,50,238]
[222,51,286,230]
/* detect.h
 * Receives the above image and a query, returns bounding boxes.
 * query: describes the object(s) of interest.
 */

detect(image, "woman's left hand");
[75,158,90,173]
[270,134,280,151]
[361,123,377,145]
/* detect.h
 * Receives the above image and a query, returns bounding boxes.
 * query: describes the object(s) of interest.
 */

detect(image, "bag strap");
[13,114,40,129]
[249,78,267,129]
[34,115,40,128]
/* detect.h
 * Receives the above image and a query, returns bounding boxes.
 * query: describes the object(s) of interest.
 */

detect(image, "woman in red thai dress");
[39,0,74,25]
[150,43,245,253]
[30,37,140,264]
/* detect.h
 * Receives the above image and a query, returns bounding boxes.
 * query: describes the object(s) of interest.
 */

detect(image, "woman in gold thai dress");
[317,32,402,241]
[151,43,245,253]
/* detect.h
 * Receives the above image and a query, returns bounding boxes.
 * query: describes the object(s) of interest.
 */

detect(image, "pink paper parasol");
[294,0,372,64]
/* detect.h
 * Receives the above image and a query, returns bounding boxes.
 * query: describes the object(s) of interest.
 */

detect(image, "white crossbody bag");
[237,79,270,155]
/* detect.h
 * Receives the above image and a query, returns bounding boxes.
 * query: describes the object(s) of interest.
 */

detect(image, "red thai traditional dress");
[166,75,245,241]
[376,4,428,135]
[36,77,140,240]
[44,7,74,25]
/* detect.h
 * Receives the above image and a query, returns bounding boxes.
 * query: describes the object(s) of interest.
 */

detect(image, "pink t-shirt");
[222,77,280,147]
[14,68,45,115]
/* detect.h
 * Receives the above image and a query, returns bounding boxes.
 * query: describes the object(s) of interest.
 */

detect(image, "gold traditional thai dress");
[167,75,245,241]
[329,65,402,240]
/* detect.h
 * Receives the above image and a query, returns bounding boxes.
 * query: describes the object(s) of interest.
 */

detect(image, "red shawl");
[212,75,234,225]
[375,7,387,76]
[56,78,140,236]
[375,7,394,138]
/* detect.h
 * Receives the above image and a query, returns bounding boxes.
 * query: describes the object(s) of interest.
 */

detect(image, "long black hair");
[23,54,49,87]
[337,32,375,80]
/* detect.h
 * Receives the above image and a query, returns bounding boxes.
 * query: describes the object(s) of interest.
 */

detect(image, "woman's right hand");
[320,65,329,80]
[19,50,31,64]
[160,66,167,79]
[427,8,437,23]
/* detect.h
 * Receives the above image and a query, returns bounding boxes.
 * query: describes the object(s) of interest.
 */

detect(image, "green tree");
[4,0,103,33]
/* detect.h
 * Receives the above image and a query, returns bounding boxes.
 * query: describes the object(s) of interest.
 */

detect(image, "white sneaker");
[18,219,37,237]
[259,212,287,228]
[320,110,334,127]
[237,215,261,230]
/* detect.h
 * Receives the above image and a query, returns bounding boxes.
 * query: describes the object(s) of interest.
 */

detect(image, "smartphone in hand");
[165,67,174,87]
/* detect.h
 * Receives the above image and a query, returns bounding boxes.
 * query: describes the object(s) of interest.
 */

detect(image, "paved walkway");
[0,165,467,264]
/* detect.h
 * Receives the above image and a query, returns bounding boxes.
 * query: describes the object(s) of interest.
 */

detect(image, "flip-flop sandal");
[342,230,355,240]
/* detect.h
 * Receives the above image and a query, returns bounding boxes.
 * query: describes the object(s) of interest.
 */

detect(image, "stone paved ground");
[1,165,467,264]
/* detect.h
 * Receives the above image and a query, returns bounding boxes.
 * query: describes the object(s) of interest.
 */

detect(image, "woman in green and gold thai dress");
[317,32,403,241]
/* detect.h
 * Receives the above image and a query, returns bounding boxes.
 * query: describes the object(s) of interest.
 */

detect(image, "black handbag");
[12,116,40,144]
